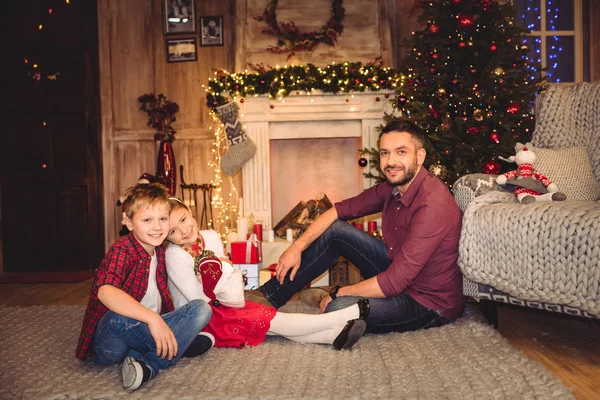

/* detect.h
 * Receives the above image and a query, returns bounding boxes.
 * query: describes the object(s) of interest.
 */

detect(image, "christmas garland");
[205,60,404,109]
[255,0,345,58]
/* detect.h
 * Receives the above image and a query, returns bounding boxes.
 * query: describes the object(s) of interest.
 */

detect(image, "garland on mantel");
[205,60,405,109]
[255,0,345,59]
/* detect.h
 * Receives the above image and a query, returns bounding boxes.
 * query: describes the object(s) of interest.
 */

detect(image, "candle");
[368,221,377,234]
[226,231,237,255]
[238,197,244,218]
[267,229,275,243]
[286,228,293,242]
[253,223,263,241]
[237,217,248,242]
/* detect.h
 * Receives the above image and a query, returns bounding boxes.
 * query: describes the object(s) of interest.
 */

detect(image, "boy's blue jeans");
[93,299,212,376]
[260,221,448,333]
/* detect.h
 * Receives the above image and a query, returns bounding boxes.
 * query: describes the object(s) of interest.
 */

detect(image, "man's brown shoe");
[244,289,272,307]
[298,287,331,308]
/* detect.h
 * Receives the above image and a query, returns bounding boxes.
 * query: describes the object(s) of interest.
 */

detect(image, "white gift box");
[233,263,263,278]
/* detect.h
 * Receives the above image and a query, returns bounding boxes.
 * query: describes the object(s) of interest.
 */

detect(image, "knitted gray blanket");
[0,303,573,399]
[459,191,600,316]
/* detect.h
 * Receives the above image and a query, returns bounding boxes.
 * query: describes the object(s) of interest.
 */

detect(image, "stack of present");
[231,234,262,290]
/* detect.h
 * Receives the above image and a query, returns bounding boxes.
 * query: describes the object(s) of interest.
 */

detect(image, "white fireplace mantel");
[239,92,394,229]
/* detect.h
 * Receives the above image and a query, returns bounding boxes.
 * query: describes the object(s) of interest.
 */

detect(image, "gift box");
[231,235,262,264]
[259,263,277,285]
[233,263,263,278]
[244,277,259,290]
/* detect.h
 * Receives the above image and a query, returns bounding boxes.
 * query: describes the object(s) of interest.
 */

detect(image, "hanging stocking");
[216,101,257,176]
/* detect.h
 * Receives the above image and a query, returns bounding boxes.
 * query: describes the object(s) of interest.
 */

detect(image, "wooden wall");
[98,0,240,248]
[98,0,399,248]
[97,0,597,249]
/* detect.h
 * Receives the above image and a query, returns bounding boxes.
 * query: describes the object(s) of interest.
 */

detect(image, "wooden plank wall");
[98,0,240,248]
[98,0,396,248]
[96,0,598,249]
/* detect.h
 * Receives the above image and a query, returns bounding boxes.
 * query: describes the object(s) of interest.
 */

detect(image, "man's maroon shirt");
[335,167,465,320]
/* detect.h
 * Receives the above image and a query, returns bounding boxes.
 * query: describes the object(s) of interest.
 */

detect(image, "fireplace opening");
[270,137,362,226]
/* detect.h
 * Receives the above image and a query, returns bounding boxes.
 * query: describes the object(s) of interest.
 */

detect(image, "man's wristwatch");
[329,285,341,300]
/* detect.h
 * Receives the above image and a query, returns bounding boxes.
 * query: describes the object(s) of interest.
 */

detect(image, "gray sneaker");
[121,357,145,391]
[298,287,331,308]
[244,289,272,307]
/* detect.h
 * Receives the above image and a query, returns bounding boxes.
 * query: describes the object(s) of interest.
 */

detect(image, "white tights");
[266,303,360,345]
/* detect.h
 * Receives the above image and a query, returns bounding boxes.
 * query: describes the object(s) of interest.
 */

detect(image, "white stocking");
[267,304,360,344]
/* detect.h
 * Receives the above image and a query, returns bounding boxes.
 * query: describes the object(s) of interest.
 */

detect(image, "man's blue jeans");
[260,221,448,333]
[93,299,212,376]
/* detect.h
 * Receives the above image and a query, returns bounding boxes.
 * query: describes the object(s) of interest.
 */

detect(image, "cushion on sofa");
[515,142,600,201]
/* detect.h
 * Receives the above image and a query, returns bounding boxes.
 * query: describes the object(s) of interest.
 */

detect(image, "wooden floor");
[1,280,599,400]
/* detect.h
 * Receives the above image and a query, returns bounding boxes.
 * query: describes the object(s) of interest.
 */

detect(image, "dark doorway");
[1,0,104,275]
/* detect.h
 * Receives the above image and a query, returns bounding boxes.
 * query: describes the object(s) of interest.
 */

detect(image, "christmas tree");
[366,0,544,186]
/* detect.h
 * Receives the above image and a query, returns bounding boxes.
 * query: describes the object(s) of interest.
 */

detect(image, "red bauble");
[506,103,520,114]
[429,24,439,33]
[375,97,380,102]
[384,93,390,98]
[270,104,275,109]
[432,53,439,59]
[459,14,474,27]
[490,132,499,143]
[430,67,436,73]
[396,95,408,106]
[482,160,501,175]
[458,41,466,48]
[240,98,245,103]
[490,44,497,51]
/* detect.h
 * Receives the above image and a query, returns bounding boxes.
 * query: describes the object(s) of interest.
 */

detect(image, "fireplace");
[238,92,393,229]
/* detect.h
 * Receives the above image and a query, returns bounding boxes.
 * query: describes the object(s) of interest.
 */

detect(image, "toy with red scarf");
[496,147,567,204]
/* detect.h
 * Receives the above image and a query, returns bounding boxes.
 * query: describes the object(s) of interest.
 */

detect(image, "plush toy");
[496,147,567,204]
[116,173,160,236]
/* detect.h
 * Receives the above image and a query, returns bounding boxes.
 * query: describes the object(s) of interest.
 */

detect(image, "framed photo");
[166,38,197,63]
[163,0,195,34]
[200,16,224,46]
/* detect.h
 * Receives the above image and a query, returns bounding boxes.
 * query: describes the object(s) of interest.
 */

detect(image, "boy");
[75,182,213,391]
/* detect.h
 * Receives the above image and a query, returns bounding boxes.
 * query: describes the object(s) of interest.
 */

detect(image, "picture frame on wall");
[166,38,197,63]
[200,16,224,46]
[163,0,195,34]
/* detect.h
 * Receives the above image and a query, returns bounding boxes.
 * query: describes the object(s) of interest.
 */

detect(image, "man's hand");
[276,246,302,284]
[147,315,178,360]
[319,295,332,314]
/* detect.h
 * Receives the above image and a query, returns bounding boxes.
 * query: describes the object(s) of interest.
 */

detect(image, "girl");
[165,198,370,350]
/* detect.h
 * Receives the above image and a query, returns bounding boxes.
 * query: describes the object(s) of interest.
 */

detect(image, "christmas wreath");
[255,0,345,58]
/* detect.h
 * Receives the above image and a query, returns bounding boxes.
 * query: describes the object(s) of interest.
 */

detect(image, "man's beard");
[383,163,418,187]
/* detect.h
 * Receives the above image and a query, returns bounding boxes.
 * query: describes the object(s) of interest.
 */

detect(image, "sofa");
[452,82,600,325]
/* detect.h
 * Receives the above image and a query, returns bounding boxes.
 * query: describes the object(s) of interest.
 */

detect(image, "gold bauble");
[473,109,484,121]
[429,163,448,179]
[494,67,505,76]
[437,88,446,96]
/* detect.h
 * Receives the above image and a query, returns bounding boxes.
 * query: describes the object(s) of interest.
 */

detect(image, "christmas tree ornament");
[216,101,257,176]
[482,160,501,174]
[358,157,368,167]
[473,109,484,121]
[240,98,245,103]
[432,53,439,59]
[375,97,380,102]
[384,93,390,98]
[459,14,474,27]
[396,95,408,106]
[437,88,446,96]
[490,132,499,143]
[270,104,275,109]
[506,103,520,114]
[429,24,439,33]
[458,41,466,48]
[490,44,497,51]
[494,67,505,76]
[429,163,448,179]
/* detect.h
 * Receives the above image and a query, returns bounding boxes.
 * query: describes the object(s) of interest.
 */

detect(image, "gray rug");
[0,303,573,400]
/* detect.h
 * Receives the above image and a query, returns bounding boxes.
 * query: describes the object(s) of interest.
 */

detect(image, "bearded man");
[247,119,465,334]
